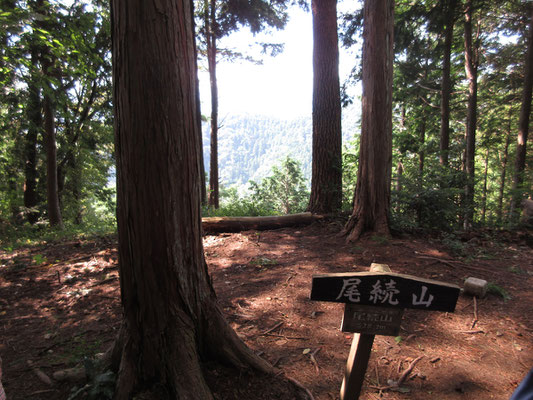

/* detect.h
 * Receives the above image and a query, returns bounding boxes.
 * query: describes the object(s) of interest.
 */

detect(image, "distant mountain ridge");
[202,106,361,191]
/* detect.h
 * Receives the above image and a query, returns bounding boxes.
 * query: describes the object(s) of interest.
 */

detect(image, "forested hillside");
[202,106,360,190]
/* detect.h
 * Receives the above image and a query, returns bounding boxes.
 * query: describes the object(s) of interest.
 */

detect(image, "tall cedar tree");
[23,42,41,224]
[307,0,342,214]
[23,0,44,224]
[111,0,276,398]
[463,0,480,229]
[343,0,394,241]
[439,0,457,168]
[40,3,63,228]
[206,0,219,208]
[512,3,533,215]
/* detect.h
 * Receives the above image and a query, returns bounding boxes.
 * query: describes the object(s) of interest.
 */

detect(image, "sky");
[197,6,360,118]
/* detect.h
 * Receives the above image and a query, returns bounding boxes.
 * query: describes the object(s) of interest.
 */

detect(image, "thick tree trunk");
[111,1,273,398]
[307,0,342,214]
[207,0,219,209]
[342,0,394,242]
[23,44,41,224]
[439,0,456,168]
[511,3,533,219]
[463,0,478,229]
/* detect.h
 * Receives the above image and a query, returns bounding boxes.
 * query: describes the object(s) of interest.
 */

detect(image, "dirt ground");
[0,221,532,399]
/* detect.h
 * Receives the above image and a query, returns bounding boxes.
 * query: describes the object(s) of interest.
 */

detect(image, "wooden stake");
[340,263,391,400]
[340,333,375,400]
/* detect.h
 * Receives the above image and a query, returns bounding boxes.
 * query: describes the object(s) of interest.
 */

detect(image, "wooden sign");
[310,271,460,312]
[311,264,461,400]
[341,304,403,336]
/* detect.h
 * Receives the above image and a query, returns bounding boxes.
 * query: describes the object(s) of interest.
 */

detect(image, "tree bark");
[23,43,41,224]
[307,0,342,214]
[463,0,479,229]
[111,0,274,398]
[497,119,512,225]
[480,147,489,224]
[37,0,63,228]
[417,103,426,226]
[202,212,323,233]
[342,0,394,242]
[511,3,533,219]
[193,20,207,206]
[418,105,426,177]
[42,89,63,228]
[439,0,456,169]
[207,0,220,209]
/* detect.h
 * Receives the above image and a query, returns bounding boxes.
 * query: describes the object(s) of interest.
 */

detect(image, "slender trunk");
[57,121,78,222]
[480,148,489,225]
[72,156,82,224]
[463,0,478,229]
[207,0,219,209]
[41,32,63,228]
[1,0,17,218]
[440,0,456,168]
[58,81,99,223]
[24,44,41,224]
[395,106,406,215]
[497,118,512,225]
[343,0,394,242]
[511,4,533,219]
[308,0,342,214]
[194,26,207,206]
[419,107,426,177]
[396,161,403,194]
[43,84,63,228]
[417,106,426,226]
[395,160,403,214]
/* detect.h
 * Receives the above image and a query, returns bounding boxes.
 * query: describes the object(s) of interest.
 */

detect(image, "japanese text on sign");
[337,278,434,308]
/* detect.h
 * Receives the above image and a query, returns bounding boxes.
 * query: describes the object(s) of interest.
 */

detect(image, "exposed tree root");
[108,298,279,400]
[342,213,391,243]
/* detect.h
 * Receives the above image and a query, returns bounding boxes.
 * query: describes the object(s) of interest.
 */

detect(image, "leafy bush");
[204,156,309,217]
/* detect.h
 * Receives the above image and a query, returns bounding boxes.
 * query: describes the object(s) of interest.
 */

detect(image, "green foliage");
[249,156,309,215]
[202,156,310,217]
[441,233,468,257]
[0,0,114,228]
[202,194,273,217]
[487,283,511,301]
[0,218,116,250]
[32,253,47,265]
[340,0,532,231]
[341,136,359,211]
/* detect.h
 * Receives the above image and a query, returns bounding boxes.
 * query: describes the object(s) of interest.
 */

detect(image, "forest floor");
[0,221,532,400]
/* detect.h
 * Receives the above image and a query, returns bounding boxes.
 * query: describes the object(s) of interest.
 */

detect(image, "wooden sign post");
[310,263,460,400]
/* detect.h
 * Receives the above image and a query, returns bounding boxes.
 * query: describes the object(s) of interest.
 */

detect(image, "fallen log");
[202,212,324,233]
